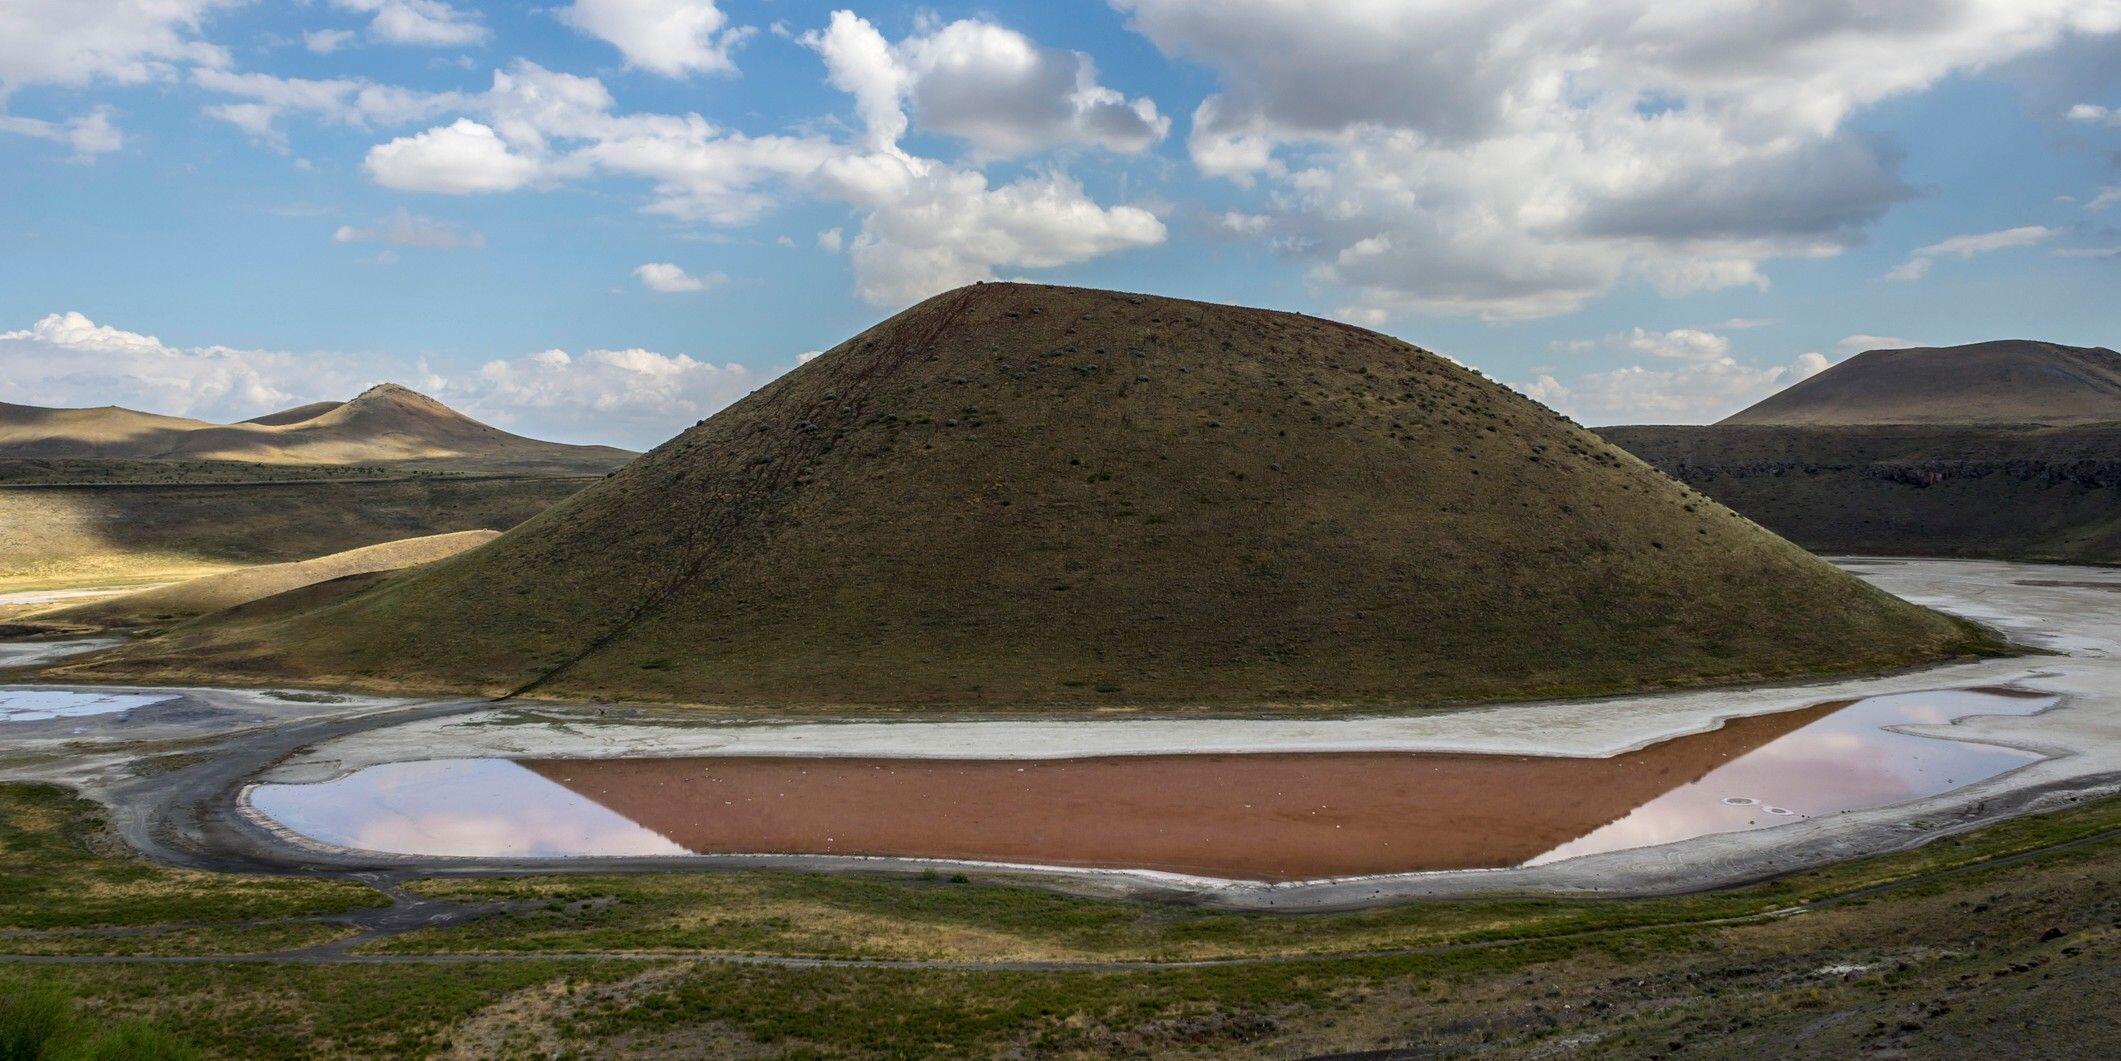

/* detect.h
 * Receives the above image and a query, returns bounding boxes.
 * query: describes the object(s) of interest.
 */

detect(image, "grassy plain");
[2,780,2116,1056]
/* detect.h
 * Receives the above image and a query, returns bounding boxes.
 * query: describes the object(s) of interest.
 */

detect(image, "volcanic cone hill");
[1607,339,2121,563]
[62,284,1994,710]
[1720,340,2121,427]
[0,383,634,475]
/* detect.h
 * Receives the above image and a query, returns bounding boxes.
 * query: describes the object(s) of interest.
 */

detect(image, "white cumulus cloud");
[452,345,778,448]
[365,118,541,193]
[558,0,751,78]
[333,0,488,48]
[1883,226,2055,281]
[0,312,368,421]
[1520,328,1841,424]
[633,262,725,292]
[1115,0,2121,320]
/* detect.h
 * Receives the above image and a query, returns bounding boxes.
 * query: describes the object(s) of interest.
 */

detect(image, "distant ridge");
[29,529,501,629]
[69,283,1990,709]
[1720,340,2121,426]
[241,400,343,427]
[0,383,635,475]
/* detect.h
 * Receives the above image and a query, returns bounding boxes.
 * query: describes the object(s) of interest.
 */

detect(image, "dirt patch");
[440,963,700,1059]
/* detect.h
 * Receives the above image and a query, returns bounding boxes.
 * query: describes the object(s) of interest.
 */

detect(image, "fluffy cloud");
[2066,103,2121,126]
[333,0,488,48]
[799,12,1165,157]
[349,17,1165,304]
[0,107,121,160]
[0,312,368,421]
[1521,329,1837,424]
[800,13,1167,301]
[558,0,751,78]
[194,67,465,148]
[1836,334,1922,354]
[304,29,356,55]
[1614,327,1730,363]
[633,262,725,292]
[1883,226,2055,281]
[365,118,541,192]
[332,208,484,248]
[0,0,229,92]
[831,163,1165,303]
[0,0,231,160]
[451,345,774,448]
[1116,0,2121,320]
[888,17,1168,157]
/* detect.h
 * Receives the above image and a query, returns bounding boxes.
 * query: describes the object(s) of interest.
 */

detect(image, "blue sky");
[2,1,2117,448]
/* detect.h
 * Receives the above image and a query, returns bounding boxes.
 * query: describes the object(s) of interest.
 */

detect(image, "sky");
[2,1,2117,450]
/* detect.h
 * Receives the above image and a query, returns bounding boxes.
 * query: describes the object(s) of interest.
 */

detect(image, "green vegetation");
[0,785,379,945]
[0,979,201,1060]
[372,792,2121,962]
[1604,423,2121,564]
[64,284,1996,709]
[0,458,436,486]
[1,779,2116,1056]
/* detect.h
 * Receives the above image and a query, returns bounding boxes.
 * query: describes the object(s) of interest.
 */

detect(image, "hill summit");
[73,284,1989,710]
[1721,340,2121,426]
[0,383,633,474]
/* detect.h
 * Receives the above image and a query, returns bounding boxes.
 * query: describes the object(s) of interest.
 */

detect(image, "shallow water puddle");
[0,638,125,668]
[250,688,2055,880]
[0,687,177,723]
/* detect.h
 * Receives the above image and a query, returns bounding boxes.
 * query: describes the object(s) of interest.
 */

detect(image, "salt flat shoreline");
[5,558,2118,910]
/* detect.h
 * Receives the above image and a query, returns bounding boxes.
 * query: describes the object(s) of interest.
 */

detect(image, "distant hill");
[63,283,1990,709]
[28,529,499,629]
[0,476,586,591]
[0,384,635,475]
[1608,337,2121,564]
[1602,422,2121,564]
[1721,340,2121,426]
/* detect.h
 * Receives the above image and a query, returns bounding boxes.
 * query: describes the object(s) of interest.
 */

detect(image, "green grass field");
[2,780,2116,1056]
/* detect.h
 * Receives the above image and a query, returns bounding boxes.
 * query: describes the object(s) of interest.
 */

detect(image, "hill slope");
[1721,340,2121,426]
[0,476,587,592]
[64,284,1991,710]
[28,529,499,629]
[0,384,634,474]
[1602,423,2121,564]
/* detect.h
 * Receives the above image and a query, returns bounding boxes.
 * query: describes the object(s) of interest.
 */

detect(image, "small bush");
[0,979,199,1061]
[51,1021,202,1061]
[0,980,70,1061]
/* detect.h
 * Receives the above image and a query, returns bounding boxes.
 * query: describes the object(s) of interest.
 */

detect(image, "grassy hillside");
[27,529,499,629]
[0,458,455,486]
[1721,339,2121,426]
[1605,424,2121,564]
[64,283,1994,710]
[0,476,590,592]
[0,384,635,476]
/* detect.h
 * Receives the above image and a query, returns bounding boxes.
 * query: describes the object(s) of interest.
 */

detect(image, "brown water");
[249,688,2055,881]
